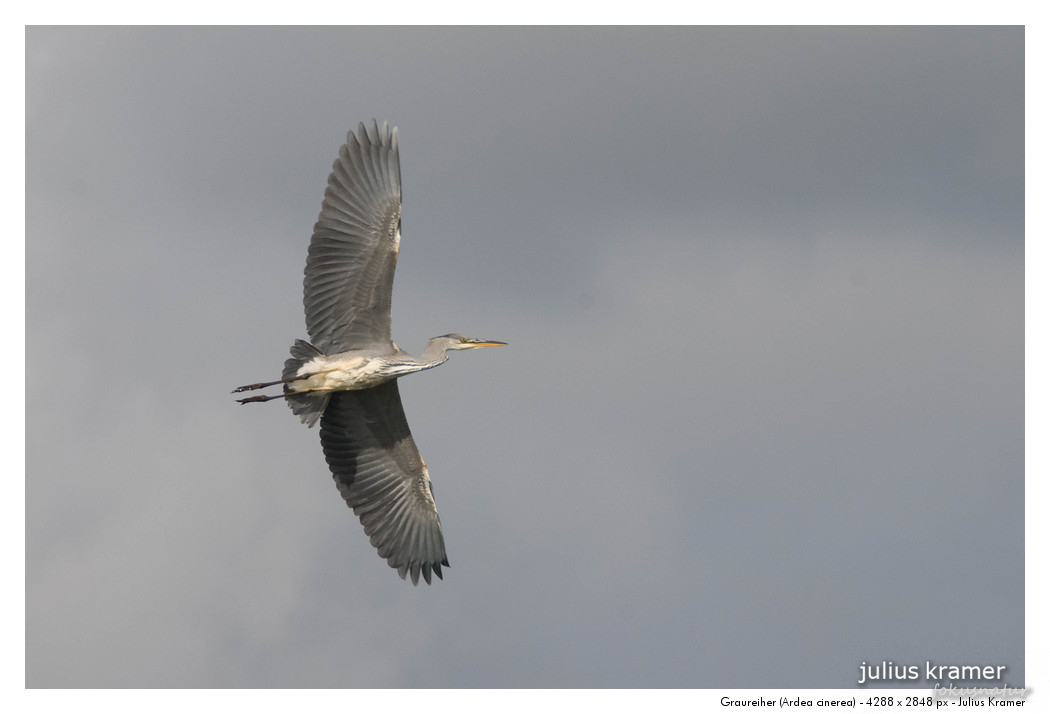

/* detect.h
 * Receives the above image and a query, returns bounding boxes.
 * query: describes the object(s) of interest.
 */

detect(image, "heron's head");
[435,333,508,351]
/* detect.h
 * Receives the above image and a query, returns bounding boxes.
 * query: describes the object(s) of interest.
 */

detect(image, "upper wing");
[304,120,402,353]
[319,383,449,585]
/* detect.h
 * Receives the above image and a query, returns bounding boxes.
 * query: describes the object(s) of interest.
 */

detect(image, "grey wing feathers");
[319,383,449,585]
[305,120,402,353]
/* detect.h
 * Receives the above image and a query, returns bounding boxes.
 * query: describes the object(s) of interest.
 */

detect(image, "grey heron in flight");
[234,120,505,585]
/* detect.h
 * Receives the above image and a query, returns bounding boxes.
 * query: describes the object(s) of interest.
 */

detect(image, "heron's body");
[234,121,504,585]
[288,347,443,393]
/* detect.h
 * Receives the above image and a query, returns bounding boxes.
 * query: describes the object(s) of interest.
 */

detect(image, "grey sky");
[26,26,1023,688]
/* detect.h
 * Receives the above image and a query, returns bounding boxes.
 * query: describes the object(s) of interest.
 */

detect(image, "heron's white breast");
[292,354,392,392]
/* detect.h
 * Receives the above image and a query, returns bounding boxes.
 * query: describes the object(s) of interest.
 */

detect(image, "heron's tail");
[283,339,330,428]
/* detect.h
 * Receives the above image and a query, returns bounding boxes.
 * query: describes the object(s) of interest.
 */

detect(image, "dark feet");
[233,373,316,394]
[232,381,281,393]
[236,393,284,404]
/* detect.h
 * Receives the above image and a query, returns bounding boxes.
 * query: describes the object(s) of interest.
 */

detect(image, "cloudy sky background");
[26,26,1023,688]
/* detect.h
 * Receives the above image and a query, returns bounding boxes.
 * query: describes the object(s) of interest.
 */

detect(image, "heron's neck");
[419,338,454,366]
